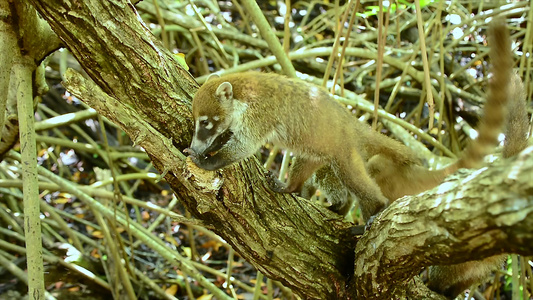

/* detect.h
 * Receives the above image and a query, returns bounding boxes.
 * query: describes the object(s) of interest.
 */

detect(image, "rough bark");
[28,1,356,298]
[29,0,197,150]
[27,1,533,299]
[351,147,533,298]
[0,0,60,157]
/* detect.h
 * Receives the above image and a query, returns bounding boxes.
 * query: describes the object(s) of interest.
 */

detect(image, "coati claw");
[364,215,376,232]
[364,207,387,232]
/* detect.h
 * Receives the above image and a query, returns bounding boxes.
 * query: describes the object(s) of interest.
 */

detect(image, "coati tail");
[428,19,524,300]
[455,18,513,170]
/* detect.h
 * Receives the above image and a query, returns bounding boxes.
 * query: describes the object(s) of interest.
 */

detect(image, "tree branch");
[353,147,533,298]
[29,1,356,298]
[29,0,197,149]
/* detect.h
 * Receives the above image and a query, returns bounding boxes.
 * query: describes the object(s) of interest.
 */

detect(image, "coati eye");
[199,119,214,130]
[198,116,216,130]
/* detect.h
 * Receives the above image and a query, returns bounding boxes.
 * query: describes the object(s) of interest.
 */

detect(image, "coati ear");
[215,82,233,102]
[206,73,220,82]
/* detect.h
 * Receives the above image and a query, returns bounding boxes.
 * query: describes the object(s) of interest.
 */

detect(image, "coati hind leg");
[334,150,389,221]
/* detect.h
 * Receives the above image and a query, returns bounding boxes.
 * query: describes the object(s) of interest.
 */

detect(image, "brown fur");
[503,73,530,158]
[427,72,530,299]
[189,72,418,221]
[188,18,525,300]
[313,21,514,217]
[367,19,512,200]
[307,19,522,299]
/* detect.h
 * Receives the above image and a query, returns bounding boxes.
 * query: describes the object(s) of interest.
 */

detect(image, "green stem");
[241,0,295,77]
[14,56,45,300]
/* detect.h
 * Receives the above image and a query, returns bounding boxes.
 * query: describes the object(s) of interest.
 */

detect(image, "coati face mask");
[187,80,245,171]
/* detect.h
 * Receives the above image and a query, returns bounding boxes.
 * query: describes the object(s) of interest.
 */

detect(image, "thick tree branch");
[353,147,533,298]
[29,0,196,150]
[62,70,357,299]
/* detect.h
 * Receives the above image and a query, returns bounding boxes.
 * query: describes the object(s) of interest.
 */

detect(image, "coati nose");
[189,138,210,156]
[183,148,198,157]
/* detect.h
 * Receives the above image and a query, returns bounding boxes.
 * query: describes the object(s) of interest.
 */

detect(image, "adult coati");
[186,20,514,223]
[186,72,418,221]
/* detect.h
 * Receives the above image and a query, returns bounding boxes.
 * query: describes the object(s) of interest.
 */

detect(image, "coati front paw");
[364,207,386,231]
[184,148,204,166]
[265,172,290,193]
[184,148,197,158]
[184,148,230,171]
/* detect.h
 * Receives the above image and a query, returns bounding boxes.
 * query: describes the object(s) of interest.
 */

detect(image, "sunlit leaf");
[175,53,189,71]
[165,284,178,295]
[183,247,192,258]
[91,230,104,239]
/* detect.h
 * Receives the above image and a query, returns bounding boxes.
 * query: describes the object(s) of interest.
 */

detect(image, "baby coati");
[186,72,419,220]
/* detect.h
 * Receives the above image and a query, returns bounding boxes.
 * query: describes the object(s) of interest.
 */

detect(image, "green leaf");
[175,53,189,71]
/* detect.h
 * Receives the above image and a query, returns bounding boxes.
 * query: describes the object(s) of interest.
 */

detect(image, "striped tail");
[451,18,513,171]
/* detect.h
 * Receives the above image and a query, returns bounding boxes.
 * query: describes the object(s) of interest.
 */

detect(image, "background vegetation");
[0,0,532,299]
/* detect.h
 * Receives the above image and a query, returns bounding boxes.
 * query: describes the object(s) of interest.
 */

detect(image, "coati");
[186,71,419,220]
[310,19,525,298]
[186,20,514,221]
[186,18,522,300]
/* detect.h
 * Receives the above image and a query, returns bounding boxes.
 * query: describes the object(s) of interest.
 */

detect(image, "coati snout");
[186,128,235,171]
